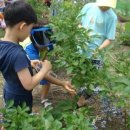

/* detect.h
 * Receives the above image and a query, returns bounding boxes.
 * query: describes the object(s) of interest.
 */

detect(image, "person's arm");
[17,60,52,90]
[44,72,76,95]
[99,14,117,50]
[99,39,112,50]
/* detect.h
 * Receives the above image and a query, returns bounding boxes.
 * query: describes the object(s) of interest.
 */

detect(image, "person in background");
[77,0,117,107]
[24,25,76,107]
[0,0,17,29]
[0,0,6,29]
[78,0,117,59]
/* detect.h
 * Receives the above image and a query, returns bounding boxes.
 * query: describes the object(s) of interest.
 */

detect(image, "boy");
[79,0,117,58]
[0,1,75,112]
[0,1,52,113]
[25,26,76,107]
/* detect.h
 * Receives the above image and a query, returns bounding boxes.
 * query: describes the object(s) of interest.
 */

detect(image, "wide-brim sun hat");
[96,0,117,8]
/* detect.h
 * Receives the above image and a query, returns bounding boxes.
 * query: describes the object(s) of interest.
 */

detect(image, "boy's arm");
[44,71,64,86]
[99,15,117,50]
[17,60,52,91]
[99,39,112,50]
[44,72,76,95]
[100,16,117,50]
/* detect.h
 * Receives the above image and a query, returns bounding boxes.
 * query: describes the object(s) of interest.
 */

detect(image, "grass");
[0,29,5,38]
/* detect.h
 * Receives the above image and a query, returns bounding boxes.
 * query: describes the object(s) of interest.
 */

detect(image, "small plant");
[116,0,130,16]
[27,0,49,19]
[0,100,93,130]
[118,22,130,46]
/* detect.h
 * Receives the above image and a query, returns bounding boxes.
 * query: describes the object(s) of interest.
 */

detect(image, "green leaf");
[113,77,130,86]
[125,22,130,33]
[52,120,62,130]
[45,119,51,129]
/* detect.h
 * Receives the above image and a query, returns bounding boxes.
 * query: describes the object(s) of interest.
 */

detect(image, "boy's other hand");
[63,81,76,95]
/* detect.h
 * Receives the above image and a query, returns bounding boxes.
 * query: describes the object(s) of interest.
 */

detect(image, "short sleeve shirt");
[0,41,33,95]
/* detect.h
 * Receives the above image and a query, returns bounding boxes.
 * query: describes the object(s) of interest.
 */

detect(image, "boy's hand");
[63,81,76,95]
[31,60,41,68]
[41,60,52,72]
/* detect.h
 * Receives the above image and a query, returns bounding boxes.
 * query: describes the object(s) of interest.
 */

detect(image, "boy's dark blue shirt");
[0,41,33,95]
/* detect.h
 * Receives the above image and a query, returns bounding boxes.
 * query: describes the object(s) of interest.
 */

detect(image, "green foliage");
[0,101,62,130]
[119,32,130,46]
[116,0,130,46]
[0,101,92,130]
[116,0,130,16]
[104,46,130,107]
[118,22,130,46]
[62,110,93,130]
[27,0,49,19]
[0,29,5,38]
[127,115,130,128]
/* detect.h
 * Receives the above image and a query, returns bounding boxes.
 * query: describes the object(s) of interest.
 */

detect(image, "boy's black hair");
[4,0,37,27]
